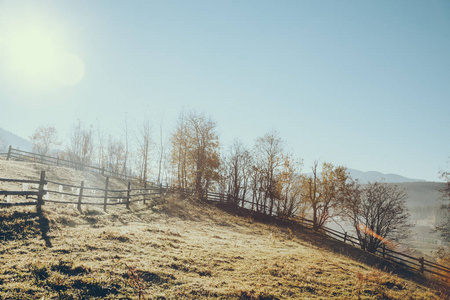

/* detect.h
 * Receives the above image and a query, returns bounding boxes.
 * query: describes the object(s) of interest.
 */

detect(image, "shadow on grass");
[0,207,52,247]
[37,206,52,247]
[0,210,40,240]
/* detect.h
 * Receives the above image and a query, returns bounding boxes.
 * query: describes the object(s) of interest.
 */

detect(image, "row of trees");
[27,111,413,253]
[29,118,158,183]
[165,112,411,253]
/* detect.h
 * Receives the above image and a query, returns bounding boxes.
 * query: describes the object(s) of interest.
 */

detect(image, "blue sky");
[0,0,449,181]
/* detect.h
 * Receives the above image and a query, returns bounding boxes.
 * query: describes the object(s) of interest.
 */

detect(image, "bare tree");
[106,135,126,176]
[136,118,152,184]
[157,114,165,184]
[122,115,130,176]
[250,161,264,213]
[222,139,253,206]
[436,170,450,242]
[275,154,304,218]
[254,130,284,215]
[162,149,172,186]
[343,181,411,253]
[29,125,61,157]
[67,120,94,166]
[170,111,189,189]
[95,121,107,170]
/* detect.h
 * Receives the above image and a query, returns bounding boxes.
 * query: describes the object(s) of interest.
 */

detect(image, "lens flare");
[357,223,397,249]
[56,53,85,86]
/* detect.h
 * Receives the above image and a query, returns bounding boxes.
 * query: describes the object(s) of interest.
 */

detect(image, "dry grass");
[1,199,445,299]
[0,160,447,299]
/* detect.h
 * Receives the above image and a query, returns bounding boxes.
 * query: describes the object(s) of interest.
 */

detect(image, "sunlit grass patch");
[0,187,445,299]
[100,230,130,243]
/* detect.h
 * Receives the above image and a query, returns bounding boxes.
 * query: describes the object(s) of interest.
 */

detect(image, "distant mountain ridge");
[347,169,426,183]
[0,127,33,152]
[305,169,427,184]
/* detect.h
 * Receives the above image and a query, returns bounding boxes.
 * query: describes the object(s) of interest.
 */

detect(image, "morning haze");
[0,1,449,298]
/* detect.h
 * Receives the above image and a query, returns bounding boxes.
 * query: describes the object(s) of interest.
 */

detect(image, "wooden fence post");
[159,183,163,198]
[104,177,109,212]
[56,156,60,166]
[126,182,131,209]
[343,232,347,243]
[143,181,147,204]
[101,167,105,176]
[6,145,12,161]
[419,257,424,273]
[37,171,46,212]
[77,181,84,212]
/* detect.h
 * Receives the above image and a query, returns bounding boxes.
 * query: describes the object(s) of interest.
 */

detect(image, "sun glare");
[0,15,85,91]
[8,28,59,83]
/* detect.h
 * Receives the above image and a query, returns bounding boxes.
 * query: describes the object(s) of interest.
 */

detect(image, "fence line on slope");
[0,170,449,282]
[0,171,171,213]
[2,146,145,184]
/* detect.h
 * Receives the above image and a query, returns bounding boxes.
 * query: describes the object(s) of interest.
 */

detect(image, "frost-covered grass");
[0,160,446,299]
[0,198,445,299]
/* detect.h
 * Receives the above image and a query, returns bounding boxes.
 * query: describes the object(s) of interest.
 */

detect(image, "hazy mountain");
[346,169,443,208]
[345,170,444,208]
[307,168,426,184]
[347,169,425,183]
[0,127,33,152]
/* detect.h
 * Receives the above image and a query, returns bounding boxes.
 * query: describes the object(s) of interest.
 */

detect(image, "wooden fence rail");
[1,171,449,282]
[2,146,151,185]
[0,172,168,213]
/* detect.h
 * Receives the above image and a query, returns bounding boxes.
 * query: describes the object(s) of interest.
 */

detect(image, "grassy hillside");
[0,160,447,299]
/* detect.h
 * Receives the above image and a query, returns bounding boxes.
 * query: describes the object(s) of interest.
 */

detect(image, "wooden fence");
[318,223,450,280]
[0,171,46,209]
[0,171,169,213]
[3,146,140,183]
[1,171,449,283]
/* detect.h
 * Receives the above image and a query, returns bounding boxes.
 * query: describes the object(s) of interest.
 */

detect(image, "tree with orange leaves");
[30,125,61,157]
[301,161,352,230]
[170,111,220,198]
[275,153,304,218]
